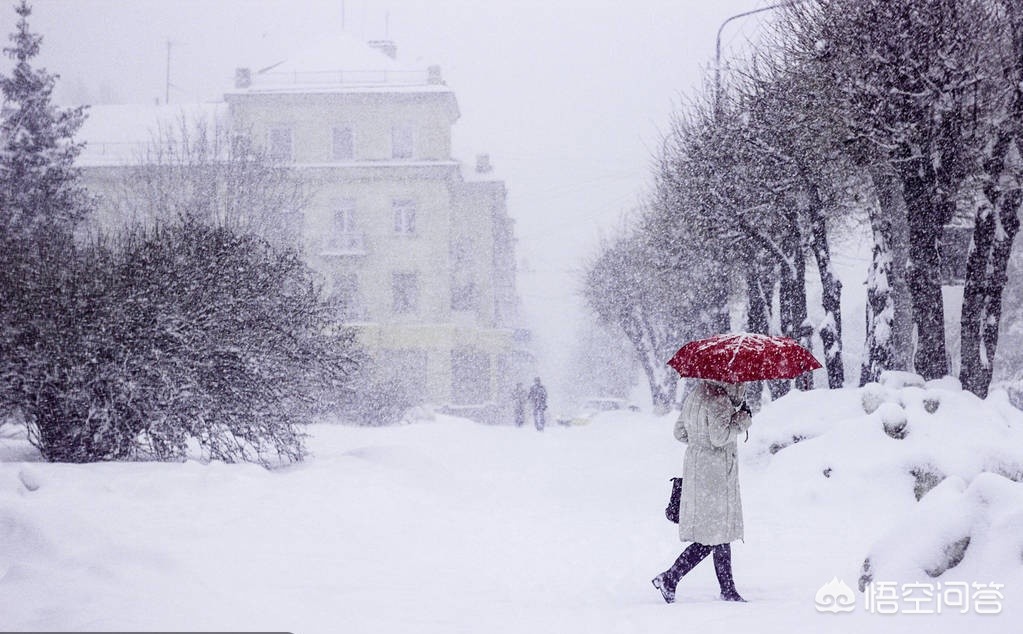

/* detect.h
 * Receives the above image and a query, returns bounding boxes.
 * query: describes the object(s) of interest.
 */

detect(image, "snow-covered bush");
[1,220,358,466]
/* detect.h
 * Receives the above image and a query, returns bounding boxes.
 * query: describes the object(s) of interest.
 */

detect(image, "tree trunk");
[622,314,675,413]
[979,191,1021,390]
[888,175,914,372]
[747,260,790,401]
[640,312,681,413]
[778,211,812,390]
[745,265,770,410]
[960,202,994,396]
[900,170,949,380]
[617,308,683,413]
[806,191,844,388]
[861,166,898,385]
[960,132,1023,397]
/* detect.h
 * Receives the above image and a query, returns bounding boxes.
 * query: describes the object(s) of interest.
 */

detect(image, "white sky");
[17,0,778,406]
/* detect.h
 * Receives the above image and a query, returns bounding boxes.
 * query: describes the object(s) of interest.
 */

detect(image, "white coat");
[674,381,752,546]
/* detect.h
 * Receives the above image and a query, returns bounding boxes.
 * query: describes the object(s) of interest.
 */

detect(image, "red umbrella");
[667,332,822,383]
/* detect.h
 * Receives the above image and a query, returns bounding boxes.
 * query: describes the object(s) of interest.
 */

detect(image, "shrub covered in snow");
[0,221,359,466]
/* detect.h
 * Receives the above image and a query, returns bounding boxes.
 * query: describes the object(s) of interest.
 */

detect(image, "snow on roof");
[255,32,410,75]
[234,32,448,93]
[76,103,227,167]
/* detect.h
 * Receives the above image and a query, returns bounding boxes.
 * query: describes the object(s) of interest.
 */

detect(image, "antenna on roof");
[385,10,390,38]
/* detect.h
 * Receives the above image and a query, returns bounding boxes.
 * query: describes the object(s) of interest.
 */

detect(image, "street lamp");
[714,0,805,111]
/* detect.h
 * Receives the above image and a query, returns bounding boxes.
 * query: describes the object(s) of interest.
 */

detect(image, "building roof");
[256,32,409,75]
[229,32,451,95]
[75,35,459,167]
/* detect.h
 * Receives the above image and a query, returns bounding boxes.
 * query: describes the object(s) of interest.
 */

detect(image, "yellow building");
[78,36,530,422]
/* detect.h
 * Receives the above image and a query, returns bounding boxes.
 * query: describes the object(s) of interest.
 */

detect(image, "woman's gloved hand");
[730,401,753,434]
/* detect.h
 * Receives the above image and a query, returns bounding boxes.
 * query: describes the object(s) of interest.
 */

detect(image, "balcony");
[319,232,368,257]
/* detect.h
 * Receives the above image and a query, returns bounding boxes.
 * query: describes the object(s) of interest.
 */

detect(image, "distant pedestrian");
[528,377,547,431]
[511,382,527,427]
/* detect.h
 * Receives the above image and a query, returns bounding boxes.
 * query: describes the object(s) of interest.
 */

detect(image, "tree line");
[584,0,1023,409]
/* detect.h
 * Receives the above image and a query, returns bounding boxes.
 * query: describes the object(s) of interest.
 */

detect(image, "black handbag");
[665,477,684,523]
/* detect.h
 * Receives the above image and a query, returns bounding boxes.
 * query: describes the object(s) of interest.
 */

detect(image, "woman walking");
[652,379,752,603]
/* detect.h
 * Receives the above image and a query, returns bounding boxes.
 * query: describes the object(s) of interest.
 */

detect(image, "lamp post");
[714,0,804,112]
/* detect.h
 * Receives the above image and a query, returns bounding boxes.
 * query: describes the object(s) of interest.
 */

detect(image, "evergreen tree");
[0,0,91,240]
[0,0,94,428]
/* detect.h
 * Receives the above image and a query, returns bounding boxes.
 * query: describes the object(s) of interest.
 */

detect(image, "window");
[267,127,293,161]
[327,199,363,252]
[391,124,413,159]
[393,199,416,234]
[392,272,419,314]
[330,272,362,321]
[332,126,354,160]
[334,199,356,234]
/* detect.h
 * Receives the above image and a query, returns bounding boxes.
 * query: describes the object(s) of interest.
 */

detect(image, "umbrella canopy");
[667,332,822,383]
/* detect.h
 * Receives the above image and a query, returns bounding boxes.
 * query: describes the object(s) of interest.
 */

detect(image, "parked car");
[556,397,641,426]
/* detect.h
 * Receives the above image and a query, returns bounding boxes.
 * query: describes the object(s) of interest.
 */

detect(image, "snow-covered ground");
[2,377,1022,633]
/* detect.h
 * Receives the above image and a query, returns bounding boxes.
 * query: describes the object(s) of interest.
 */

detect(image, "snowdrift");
[858,473,1023,592]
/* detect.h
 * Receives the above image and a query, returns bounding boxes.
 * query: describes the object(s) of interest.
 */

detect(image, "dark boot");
[651,542,713,603]
[713,543,746,602]
[650,572,675,604]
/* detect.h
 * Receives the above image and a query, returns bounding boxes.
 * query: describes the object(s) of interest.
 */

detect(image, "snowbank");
[750,373,1023,504]
[748,372,1023,624]
[859,473,1023,592]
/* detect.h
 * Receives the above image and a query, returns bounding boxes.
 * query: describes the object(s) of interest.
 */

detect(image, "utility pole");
[714,1,803,113]
[165,40,172,105]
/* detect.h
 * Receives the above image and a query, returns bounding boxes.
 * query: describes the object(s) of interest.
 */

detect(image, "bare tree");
[115,113,309,247]
[583,233,682,413]
[582,208,731,413]
[656,93,816,396]
[732,57,856,389]
[785,0,993,380]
